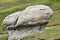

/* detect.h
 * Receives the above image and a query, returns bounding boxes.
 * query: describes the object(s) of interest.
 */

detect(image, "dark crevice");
[7,21,48,30]
[14,16,19,25]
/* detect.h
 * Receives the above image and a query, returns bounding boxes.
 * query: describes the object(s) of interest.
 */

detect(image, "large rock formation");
[3,5,53,40]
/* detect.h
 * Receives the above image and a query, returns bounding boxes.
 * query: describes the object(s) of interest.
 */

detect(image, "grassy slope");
[0,0,60,40]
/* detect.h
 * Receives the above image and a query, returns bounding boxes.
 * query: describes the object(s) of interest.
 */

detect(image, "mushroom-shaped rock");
[3,5,53,40]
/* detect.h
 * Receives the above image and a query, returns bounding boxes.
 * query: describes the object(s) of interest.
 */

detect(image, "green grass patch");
[0,34,8,40]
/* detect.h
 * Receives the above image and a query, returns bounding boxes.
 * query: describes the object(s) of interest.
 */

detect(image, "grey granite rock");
[3,5,53,40]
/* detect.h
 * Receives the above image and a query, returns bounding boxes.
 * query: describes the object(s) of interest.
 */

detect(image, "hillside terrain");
[0,0,60,40]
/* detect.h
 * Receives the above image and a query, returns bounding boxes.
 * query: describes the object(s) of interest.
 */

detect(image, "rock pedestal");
[8,22,48,40]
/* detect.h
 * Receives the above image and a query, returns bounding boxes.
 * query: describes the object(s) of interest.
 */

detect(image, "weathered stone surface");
[3,5,53,40]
